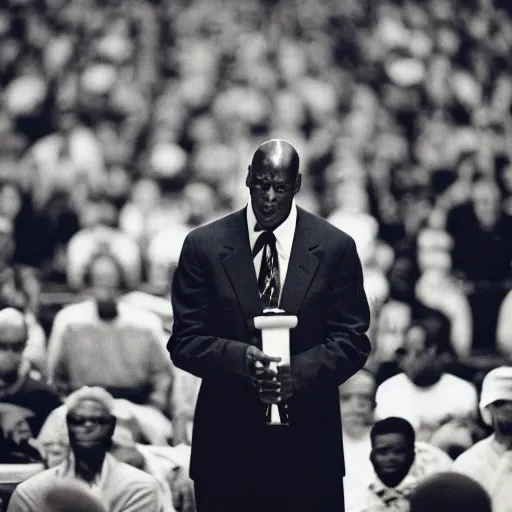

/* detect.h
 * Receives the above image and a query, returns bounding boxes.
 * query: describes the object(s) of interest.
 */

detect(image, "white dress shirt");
[246,200,297,305]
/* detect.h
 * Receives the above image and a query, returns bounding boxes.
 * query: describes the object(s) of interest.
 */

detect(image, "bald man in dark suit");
[168,139,371,512]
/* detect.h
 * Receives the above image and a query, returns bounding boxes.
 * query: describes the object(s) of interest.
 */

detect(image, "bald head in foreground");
[408,472,492,512]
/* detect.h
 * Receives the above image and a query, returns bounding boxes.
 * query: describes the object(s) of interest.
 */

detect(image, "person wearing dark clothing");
[169,139,371,512]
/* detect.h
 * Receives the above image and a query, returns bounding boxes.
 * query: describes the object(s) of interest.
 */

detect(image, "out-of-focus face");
[371,433,414,483]
[0,184,22,220]
[502,163,512,193]
[246,158,300,232]
[10,418,33,444]
[339,372,376,435]
[488,399,512,437]
[472,181,501,225]
[89,254,122,292]
[399,325,437,386]
[132,178,161,211]
[67,400,113,452]
[0,323,26,379]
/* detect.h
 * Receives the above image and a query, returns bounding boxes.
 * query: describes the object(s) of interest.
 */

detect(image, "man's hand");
[245,347,294,404]
[246,345,281,380]
[170,466,196,512]
[277,365,294,402]
[246,346,282,404]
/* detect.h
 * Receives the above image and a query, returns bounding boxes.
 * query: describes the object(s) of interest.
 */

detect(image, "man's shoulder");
[111,457,159,489]
[440,373,477,394]
[297,208,356,254]
[453,436,493,467]
[14,466,59,496]
[184,209,244,243]
[377,373,409,392]
[53,300,94,322]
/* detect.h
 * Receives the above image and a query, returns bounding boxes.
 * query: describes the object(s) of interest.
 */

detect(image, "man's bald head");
[246,139,301,231]
[0,308,28,378]
[0,307,28,343]
[250,139,300,180]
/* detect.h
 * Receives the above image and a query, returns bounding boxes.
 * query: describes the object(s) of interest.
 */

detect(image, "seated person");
[0,404,42,464]
[375,320,478,454]
[451,366,512,512]
[8,387,160,512]
[347,417,419,511]
[0,308,61,436]
[111,425,195,512]
[47,251,173,445]
[66,194,142,291]
[341,370,453,506]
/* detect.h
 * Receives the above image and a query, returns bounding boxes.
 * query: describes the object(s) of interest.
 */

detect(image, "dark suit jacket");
[168,206,371,506]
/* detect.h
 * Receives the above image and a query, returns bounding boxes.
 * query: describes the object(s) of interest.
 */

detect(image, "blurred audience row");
[1,0,512,510]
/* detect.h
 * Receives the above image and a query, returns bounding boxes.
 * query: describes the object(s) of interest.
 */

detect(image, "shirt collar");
[246,199,297,254]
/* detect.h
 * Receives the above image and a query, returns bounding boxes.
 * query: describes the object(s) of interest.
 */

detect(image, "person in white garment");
[451,366,512,512]
[375,320,478,454]
[340,369,453,510]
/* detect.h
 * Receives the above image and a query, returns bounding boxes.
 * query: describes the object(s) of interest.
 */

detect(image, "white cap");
[479,367,512,425]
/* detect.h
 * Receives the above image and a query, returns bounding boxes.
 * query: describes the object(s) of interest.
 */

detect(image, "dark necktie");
[252,230,280,309]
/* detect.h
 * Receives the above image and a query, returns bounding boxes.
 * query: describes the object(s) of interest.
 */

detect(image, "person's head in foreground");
[246,139,301,232]
[40,480,108,512]
[408,472,492,512]
[339,369,377,439]
[479,365,512,441]
[65,387,116,481]
[370,417,416,488]
[0,307,28,383]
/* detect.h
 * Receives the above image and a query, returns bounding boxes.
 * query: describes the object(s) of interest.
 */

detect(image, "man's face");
[399,326,437,386]
[89,255,122,293]
[0,325,26,379]
[339,373,376,432]
[246,164,300,231]
[489,400,512,437]
[67,400,114,452]
[371,433,414,484]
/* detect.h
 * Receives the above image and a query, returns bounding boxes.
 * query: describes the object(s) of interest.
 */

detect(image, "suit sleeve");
[167,233,250,380]
[290,236,371,395]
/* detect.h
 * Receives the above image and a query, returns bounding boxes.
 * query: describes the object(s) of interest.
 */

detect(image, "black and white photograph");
[0,0,511,510]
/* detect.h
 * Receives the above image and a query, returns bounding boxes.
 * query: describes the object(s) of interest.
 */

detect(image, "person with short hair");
[0,308,61,438]
[169,139,371,511]
[7,386,161,512]
[347,417,418,511]
[375,320,478,453]
[408,472,492,512]
[451,366,512,512]
[340,369,453,507]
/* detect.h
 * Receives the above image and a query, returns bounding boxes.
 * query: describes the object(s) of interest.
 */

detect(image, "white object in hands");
[253,309,298,424]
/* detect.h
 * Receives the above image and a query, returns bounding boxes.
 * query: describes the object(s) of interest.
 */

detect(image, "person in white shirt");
[451,366,512,512]
[375,320,478,454]
[8,387,160,512]
[347,417,418,512]
[340,369,453,510]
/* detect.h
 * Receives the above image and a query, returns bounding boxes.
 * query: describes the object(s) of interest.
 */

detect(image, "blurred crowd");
[1,0,512,510]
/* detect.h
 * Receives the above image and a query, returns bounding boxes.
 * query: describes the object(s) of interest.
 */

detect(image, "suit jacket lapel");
[219,209,263,320]
[280,207,320,315]
[219,207,321,320]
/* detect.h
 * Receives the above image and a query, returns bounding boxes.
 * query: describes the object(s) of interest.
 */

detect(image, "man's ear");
[294,173,302,195]
[246,166,252,188]
[369,450,376,467]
